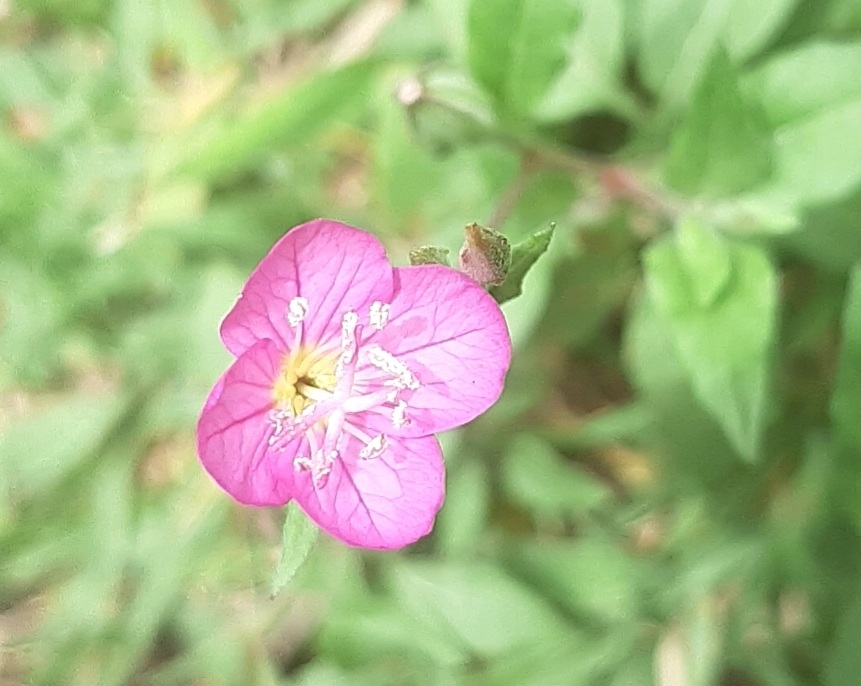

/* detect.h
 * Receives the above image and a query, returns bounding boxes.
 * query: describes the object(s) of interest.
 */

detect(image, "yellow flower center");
[271,347,338,416]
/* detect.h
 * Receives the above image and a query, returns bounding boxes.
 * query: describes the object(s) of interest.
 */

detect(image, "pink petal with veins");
[359,264,511,437]
[220,219,395,356]
[293,432,445,549]
[197,339,301,506]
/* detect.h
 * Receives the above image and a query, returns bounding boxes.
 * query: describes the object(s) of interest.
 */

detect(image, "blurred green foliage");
[2,0,861,684]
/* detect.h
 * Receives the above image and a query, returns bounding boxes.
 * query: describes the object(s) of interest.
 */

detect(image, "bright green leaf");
[674,216,733,307]
[270,501,320,597]
[720,0,799,62]
[743,41,861,126]
[644,227,778,461]
[772,97,861,206]
[664,49,773,196]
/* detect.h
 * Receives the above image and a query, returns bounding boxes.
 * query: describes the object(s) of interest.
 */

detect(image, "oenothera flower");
[197,219,511,549]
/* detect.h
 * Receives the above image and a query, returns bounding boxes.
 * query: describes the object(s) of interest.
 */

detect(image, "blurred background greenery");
[3,0,861,684]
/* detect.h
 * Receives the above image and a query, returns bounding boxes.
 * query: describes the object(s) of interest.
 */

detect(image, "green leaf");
[636,0,798,109]
[674,216,733,307]
[319,600,466,669]
[436,457,490,556]
[664,49,773,196]
[466,0,581,117]
[181,60,378,182]
[408,245,451,266]
[825,582,861,686]
[490,224,554,304]
[388,560,567,656]
[535,0,629,122]
[719,0,799,62]
[270,501,320,597]
[644,223,778,461]
[506,538,641,622]
[624,289,756,495]
[505,0,582,117]
[743,41,861,126]
[465,0,520,104]
[500,435,611,520]
[830,266,861,530]
[397,67,496,155]
[771,97,861,206]
[0,393,125,502]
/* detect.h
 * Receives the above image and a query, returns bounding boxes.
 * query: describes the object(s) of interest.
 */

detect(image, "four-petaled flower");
[196,219,512,549]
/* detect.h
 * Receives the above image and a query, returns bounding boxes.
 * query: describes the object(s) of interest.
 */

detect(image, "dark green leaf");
[825,582,861,686]
[490,224,554,304]
[830,266,861,529]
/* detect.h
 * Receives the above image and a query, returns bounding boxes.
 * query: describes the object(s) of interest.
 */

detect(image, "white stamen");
[366,345,420,390]
[392,400,409,429]
[293,448,338,487]
[287,297,309,327]
[336,311,359,376]
[359,434,387,460]
[369,301,390,330]
[268,409,299,447]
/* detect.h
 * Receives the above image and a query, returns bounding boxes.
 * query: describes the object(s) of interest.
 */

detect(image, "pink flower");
[196,219,511,549]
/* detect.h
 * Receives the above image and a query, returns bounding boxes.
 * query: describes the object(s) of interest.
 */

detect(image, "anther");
[392,400,409,429]
[369,301,390,330]
[359,434,387,460]
[366,345,420,390]
[336,311,359,376]
[287,297,309,327]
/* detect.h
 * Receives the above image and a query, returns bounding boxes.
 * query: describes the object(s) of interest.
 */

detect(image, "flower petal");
[360,265,511,437]
[197,339,301,506]
[293,433,445,549]
[220,219,395,356]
